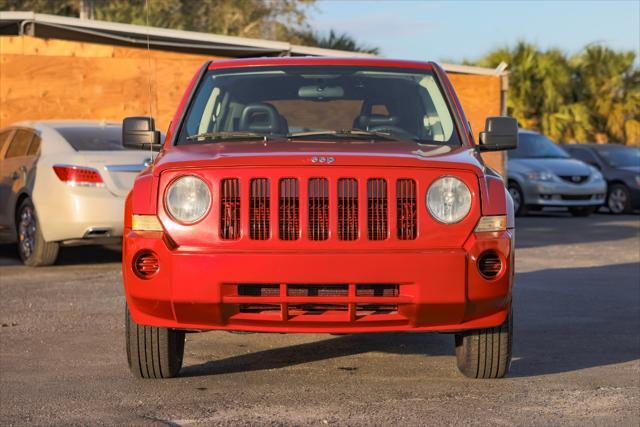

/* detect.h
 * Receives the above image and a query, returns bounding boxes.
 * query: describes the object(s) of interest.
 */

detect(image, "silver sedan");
[507,130,606,217]
[0,121,154,266]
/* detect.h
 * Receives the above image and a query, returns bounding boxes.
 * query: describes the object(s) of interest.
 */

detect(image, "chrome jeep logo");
[311,156,335,164]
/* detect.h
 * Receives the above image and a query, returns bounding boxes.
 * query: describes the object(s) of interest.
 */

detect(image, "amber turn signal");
[474,215,507,233]
[132,215,163,231]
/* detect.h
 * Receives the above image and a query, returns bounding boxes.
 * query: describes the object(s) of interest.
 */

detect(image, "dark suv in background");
[563,144,640,214]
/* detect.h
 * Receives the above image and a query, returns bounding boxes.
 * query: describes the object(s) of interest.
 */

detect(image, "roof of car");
[207,56,438,71]
[517,129,540,135]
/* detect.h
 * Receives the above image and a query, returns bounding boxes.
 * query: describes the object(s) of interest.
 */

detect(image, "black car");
[563,144,640,214]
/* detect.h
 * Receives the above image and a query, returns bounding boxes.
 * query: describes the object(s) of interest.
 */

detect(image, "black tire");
[569,206,596,217]
[607,183,633,214]
[507,182,528,217]
[125,305,185,379]
[455,307,513,379]
[16,198,59,267]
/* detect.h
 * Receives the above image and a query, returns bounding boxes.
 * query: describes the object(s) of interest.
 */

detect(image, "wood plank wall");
[448,73,505,175]
[1,35,504,175]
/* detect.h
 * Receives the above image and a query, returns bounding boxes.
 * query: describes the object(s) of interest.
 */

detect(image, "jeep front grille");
[220,176,423,242]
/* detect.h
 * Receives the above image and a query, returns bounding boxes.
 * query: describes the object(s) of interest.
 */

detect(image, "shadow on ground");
[180,262,639,379]
[0,243,121,266]
[180,332,451,377]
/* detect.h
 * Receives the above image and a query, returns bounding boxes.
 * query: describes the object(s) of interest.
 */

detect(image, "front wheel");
[607,184,632,214]
[125,305,185,379]
[507,182,528,217]
[16,198,59,266]
[455,308,513,379]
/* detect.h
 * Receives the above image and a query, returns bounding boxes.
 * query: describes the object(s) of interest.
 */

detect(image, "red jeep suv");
[121,57,518,379]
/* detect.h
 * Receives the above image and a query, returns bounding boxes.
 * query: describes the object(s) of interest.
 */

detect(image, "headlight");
[590,168,604,181]
[165,175,211,224]
[528,170,554,181]
[426,176,472,224]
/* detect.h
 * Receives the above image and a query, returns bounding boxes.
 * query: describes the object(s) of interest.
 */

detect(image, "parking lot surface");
[1,213,639,426]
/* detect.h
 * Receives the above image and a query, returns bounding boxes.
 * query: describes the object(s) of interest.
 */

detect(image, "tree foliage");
[1,0,314,40]
[473,41,639,145]
[294,29,379,54]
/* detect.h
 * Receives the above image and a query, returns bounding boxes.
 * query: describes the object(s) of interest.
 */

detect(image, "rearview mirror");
[122,116,162,150]
[478,117,518,151]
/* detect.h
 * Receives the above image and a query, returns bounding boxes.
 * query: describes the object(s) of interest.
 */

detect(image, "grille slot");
[220,178,240,240]
[308,178,329,241]
[279,178,300,240]
[367,178,388,240]
[249,178,270,240]
[397,179,417,240]
[238,284,280,296]
[559,175,589,184]
[356,284,399,297]
[337,178,358,240]
[287,284,349,297]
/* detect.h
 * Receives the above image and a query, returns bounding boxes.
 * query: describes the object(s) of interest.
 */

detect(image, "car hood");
[509,157,593,175]
[152,139,485,175]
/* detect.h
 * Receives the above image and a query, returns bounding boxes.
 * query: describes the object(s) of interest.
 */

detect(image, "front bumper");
[123,230,514,333]
[522,179,606,207]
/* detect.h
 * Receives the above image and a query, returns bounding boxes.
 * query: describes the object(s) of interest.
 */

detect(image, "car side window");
[0,130,12,157]
[27,134,41,156]
[5,130,34,159]
[570,148,598,165]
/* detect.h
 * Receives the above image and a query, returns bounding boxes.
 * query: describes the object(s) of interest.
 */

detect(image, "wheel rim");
[508,186,521,212]
[18,206,36,259]
[608,188,627,213]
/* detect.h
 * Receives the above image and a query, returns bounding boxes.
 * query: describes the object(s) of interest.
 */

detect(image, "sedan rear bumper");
[123,229,514,333]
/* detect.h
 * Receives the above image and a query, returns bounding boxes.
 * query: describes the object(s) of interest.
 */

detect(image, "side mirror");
[122,117,162,150]
[478,117,518,152]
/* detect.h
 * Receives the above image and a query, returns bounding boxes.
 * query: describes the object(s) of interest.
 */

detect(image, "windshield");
[597,146,640,168]
[509,132,570,159]
[177,66,461,145]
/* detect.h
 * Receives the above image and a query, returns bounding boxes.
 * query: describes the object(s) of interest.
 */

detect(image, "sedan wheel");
[607,184,632,214]
[16,199,59,266]
[18,205,37,260]
[508,182,527,216]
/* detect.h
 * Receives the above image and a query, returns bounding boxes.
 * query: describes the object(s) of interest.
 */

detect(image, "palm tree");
[295,29,379,55]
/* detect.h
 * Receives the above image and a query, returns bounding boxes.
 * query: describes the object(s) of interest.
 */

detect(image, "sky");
[308,0,640,64]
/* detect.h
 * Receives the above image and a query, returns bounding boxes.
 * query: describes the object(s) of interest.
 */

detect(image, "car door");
[0,129,40,237]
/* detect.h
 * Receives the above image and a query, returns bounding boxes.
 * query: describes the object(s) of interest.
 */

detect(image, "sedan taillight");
[53,165,104,187]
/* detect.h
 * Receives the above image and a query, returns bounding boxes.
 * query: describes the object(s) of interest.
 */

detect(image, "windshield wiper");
[186,131,279,142]
[288,129,411,142]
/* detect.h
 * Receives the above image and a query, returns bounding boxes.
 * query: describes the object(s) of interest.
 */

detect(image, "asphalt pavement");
[0,212,639,426]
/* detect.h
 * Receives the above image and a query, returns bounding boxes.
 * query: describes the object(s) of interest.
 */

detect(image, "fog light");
[477,251,502,279]
[133,251,159,279]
